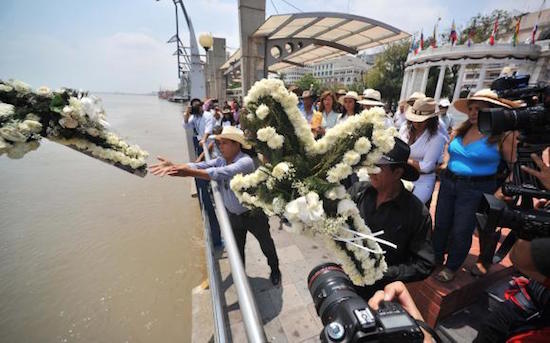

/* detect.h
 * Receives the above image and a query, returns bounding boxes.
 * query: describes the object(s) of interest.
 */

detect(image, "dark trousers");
[193,136,221,246]
[228,210,279,271]
[432,173,497,271]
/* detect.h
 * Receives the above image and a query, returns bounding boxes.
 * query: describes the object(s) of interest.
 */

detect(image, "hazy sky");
[0,0,545,93]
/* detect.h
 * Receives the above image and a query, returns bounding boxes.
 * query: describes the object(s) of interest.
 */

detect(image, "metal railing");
[198,139,267,343]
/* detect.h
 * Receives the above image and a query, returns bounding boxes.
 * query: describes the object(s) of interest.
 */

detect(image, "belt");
[443,169,495,182]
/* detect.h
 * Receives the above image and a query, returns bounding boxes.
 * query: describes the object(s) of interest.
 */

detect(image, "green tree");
[364,40,410,106]
[295,73,322,95]
[456,10,513,44]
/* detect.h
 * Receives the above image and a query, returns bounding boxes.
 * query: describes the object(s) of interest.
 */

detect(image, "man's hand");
[166,164,191,177]
[368,282,431,343]
[183,106,191,122]
[149,156,177,176]
[521,153,550,190]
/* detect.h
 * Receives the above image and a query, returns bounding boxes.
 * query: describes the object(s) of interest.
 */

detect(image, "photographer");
[475,153,550,342]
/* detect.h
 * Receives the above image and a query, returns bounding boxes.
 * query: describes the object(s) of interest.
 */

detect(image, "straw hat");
[452,89,514,115]
[358,88,385,106]
[399,91,426,106]
[342,91,359,101]
[405,97,440,122]
[336,89,347,96]
[438,98,450,108]
[214,126,251,149]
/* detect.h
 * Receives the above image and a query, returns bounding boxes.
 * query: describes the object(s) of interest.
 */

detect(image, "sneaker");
[270,269,281,286]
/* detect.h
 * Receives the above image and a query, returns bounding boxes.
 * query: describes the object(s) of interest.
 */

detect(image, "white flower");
[86,127,100,137]
[59,117,79,129]
[284,192,325,226]
[8,80,31,94]
[0,126,28,142]
[326,163,353,183]
[36,86,52,97]
[337,199,360,218]
[343,150,361,166]
[356,167,371,182]
[272,197,286,214]
[372,129,395,152]
[0,84,13,92]
[6,141,39,159]
[272,162,290,180]
[255,104,269,120]
[267,134,284,149]
[230,174,246,191]
[256,126,276,142]
[246,112,254,121]
[0,102,15,119]
[0,136,10,151]
[354,137,372,155]
[325,185,348,200]
[22,120,42,133]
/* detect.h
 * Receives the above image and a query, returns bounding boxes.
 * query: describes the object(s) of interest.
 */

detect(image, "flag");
[420,30,424,50]
[431,17,441,48]
[512,17,521,46]
[467,19,476,47]
[531,1,546,44]
[489,17,499,46]
[450,20,458,45]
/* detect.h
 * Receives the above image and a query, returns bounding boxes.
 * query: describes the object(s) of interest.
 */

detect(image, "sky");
[0,0,546,93]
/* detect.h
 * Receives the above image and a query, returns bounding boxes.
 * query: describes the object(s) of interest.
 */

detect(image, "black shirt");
[349,182,435,284]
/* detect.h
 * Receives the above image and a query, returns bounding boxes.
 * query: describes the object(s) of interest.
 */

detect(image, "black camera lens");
[308,263,367,325]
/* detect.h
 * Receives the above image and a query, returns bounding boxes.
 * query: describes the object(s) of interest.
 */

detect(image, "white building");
[282,55,372,87]
[400,8,550,102]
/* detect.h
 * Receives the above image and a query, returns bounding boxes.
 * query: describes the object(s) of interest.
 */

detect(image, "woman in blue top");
[433,89,517,282]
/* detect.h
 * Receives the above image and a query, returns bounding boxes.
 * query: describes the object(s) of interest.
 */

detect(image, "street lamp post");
[199,32,214,98]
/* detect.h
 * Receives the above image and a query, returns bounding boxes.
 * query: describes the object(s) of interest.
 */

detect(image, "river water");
[0,94,205,342]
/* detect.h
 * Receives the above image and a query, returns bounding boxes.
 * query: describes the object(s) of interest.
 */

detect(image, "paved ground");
[192,215,340,342]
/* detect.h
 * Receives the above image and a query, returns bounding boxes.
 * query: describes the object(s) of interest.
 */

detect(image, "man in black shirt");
[349,138,435,296]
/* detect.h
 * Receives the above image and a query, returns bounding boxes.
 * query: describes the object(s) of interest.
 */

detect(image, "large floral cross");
[230,79,398,285]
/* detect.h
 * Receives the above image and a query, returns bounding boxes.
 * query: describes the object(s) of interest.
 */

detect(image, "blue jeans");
[193,136,222,247]
[432,173,497,271]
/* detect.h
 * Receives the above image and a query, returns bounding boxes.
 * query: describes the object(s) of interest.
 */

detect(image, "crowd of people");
[149,80,549,341]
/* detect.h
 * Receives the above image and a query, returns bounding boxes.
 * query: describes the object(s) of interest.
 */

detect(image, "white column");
[453,64,467,101]
[407,68,418,98]
[434,65,447,102]
[530,58,546,83]
[475,60,488,90]
[420,66,430,94]
[400,69,411,101]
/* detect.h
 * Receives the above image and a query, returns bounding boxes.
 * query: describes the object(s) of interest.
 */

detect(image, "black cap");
[375,137,419,181]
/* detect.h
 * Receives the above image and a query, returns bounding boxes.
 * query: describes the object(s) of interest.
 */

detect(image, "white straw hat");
[214,126,251,149]
[405,97,439,122]
[359,88,384,106]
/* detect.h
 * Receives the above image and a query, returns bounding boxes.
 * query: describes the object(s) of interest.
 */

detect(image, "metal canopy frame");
[255,12,409,73]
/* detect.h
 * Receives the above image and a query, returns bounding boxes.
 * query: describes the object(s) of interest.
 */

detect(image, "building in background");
[401,8,550,102]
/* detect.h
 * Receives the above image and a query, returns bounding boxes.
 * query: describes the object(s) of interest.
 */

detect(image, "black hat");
[375,137,419,181]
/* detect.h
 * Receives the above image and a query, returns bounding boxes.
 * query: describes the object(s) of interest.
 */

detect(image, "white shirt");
[183,110,215,139]
[321,110,339,129]
[400,126,446,203]
[393,109,407,129]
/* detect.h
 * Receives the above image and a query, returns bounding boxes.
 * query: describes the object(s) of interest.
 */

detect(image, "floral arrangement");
[230,79,399,285]
[0,79,148,176]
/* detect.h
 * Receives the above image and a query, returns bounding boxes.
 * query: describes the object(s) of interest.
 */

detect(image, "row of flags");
[409,4,545,55]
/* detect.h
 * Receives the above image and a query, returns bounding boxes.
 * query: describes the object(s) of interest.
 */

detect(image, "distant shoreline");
[92,91,157,96]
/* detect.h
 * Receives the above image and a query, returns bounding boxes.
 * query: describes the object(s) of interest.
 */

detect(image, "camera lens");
[307,263,367,325]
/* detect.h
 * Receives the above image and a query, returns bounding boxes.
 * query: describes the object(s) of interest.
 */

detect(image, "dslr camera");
[476,74,550,261]
[308,263,424,342]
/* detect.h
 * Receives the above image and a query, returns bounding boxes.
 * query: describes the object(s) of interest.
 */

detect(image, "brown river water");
[0,94,205,342]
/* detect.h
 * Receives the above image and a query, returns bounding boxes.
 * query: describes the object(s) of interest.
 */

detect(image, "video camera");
[307,263,425,342]
[476,74,550,262]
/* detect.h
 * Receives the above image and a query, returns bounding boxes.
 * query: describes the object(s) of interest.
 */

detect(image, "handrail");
[198,188,229,343]
[203,142,267,343]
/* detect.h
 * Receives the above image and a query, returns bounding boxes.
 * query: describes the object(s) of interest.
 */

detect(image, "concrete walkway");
[193,216,339,342]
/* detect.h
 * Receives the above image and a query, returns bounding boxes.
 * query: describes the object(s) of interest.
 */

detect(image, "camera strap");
[415,320,442,343]
[504,277,541,321]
